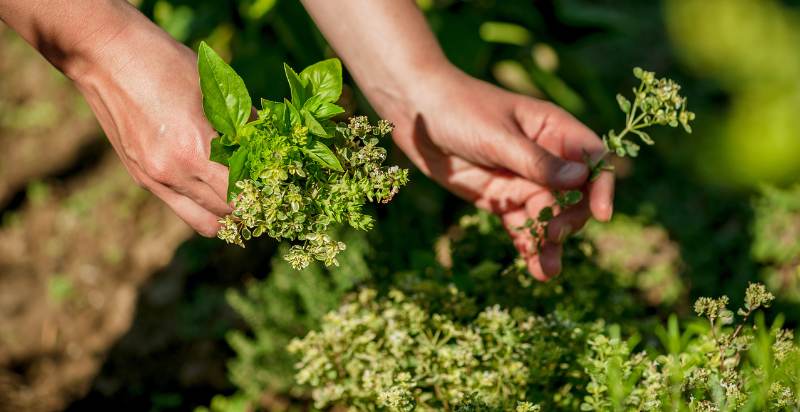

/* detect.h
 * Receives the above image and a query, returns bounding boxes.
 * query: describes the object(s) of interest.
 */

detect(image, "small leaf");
[299,58,343,104]
[616,94,631,114]
[559,190,583,207]
[623,140,640,157]
[259,98,282,118]
[210,137,236,166]
[284,63,310,106]
[302,109,329,137]
[632,129,654,145]
[285,99,302,128]
[302,140,343,172]
[198,42,252,139]
[538,206,554,222]
[226,146,250,201]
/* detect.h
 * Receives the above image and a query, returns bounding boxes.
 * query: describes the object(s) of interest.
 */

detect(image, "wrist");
[360,57,463,124]
[62,4,158,83]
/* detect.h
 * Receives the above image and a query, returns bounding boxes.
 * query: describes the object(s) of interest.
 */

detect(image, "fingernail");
[557,162,587,184]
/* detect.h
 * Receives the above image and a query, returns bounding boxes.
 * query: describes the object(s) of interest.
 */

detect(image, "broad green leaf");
[302,140,343,172]
[210,137,236,166]
[302,94,325,113]
[314,102,345,120]
[284,63,309,106]
[299,58,342,104]
[302,109,329,137]
[198,42,251,139]
[226,146,250,201]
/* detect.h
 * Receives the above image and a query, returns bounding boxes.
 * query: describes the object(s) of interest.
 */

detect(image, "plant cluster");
[287,287,592,411]
[582,283,798,412]
[520,68,696,251]
[224,229,372,398]
[198,42,408,269]
[289,278,799,411]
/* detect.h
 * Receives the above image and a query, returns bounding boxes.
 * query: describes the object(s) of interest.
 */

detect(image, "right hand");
[69,8,231,236]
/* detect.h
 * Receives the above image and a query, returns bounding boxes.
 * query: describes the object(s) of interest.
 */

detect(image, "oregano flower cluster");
[521,68,696,251]
[197,42,408,269]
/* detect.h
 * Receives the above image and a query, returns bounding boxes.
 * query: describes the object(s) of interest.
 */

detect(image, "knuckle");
[142,146,200,184]
[141,156,173,184]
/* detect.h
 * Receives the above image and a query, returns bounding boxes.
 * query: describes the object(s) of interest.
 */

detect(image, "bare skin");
[1,0,614,280]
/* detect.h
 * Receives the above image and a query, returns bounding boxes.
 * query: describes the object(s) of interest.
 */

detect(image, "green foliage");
[197,43,408,269]
[752,184,800,302]
[603,67,695,159]
[581,283,797,412]
[224,230,372,400]
[291,277,800,411]
[288,288,574,411]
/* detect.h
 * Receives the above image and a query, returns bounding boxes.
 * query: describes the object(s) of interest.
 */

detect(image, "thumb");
[486,132,588,189]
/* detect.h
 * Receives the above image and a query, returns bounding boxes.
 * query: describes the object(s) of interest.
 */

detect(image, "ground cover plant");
[190,33,800,411]
[198,42,408,269]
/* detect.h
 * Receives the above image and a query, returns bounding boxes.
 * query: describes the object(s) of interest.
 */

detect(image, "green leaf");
[226,146,249,201]
[285,99,303,128]
[198,42,252,139]
[299,58,342,104]
[210,137,236,166]
[302,93,325,113]
[538,206,554,222]
[302,140,343,172]
[284,63,310,106]
[259,98,282,118]
[632,129,654,145]
[616,94,631,114]
[302,109,329,137]
[557,190,583,207]
[314,102,346,120]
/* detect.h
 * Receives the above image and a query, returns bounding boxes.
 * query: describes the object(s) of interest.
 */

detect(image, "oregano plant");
[521,68,696,250]
[197,42,408,269]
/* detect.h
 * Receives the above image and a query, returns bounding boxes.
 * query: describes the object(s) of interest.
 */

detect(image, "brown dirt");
[0,25,197,412]
[0,25,103,208]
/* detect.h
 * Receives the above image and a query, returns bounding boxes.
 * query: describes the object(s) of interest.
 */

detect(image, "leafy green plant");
[197,42,408,269]
[581,283,798,412]
[290,277,799,411]
[224,230,372,399]
[520,68,696,250]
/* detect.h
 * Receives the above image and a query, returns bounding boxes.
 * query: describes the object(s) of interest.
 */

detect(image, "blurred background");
[0,0,798,411]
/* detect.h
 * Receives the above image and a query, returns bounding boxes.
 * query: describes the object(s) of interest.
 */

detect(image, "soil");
[0,24,251,412]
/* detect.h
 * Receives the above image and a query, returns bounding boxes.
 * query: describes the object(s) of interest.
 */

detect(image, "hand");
[69,10,231,236]
[381,68,615,280]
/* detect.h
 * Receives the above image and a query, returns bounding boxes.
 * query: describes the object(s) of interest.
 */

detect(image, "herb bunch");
[197,42,408,269]
[520,68,696,251]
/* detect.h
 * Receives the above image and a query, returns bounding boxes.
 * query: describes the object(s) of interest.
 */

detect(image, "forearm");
[300,0,458,119]
[0,0,145,79]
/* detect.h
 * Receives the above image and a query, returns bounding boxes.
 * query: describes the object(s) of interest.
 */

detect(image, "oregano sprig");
[197,42,408,269]
[520,68,695,252]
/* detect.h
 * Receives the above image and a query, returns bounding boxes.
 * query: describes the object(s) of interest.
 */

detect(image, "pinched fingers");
[139,174,222,237]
